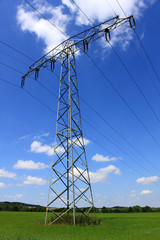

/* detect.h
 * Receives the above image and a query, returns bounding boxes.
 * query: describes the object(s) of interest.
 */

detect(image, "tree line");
[0,202,46,212]
[97,205,159,213]
[1,202,160,213]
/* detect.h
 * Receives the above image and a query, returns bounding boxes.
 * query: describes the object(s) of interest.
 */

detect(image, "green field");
[0,211,160,240]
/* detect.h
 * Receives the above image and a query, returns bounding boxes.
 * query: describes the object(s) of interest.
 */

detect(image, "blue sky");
[1,0,160,207]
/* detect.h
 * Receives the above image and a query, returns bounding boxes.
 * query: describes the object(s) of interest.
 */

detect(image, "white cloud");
[0,168,16,178]
[130,190,136,197]
[30,139,89,156]
[63,0,141,25]
[89,165,121,183]
[17,0,156,53]
[131,190,135,193]
[62,0,77,13]
[19,134,31,140]
[33,132,50,140]
[17,0,69,53]
[13,160,49,170]
[19,132,50,141]
[92,154,121,162]
[30,141,64,156]
[72,137,91,147]
[73,165,121,183]
[0,182,6,188]
[23,176,47,185]
[130,193,136,198]
[40,192,45,196]
[5,194,23,200]
[136,176,160,185]
[140,190,153,195]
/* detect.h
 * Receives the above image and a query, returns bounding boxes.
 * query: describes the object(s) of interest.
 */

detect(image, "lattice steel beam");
[21,15,136,225]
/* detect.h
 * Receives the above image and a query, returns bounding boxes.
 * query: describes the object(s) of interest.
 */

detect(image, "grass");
[0,211,160,240]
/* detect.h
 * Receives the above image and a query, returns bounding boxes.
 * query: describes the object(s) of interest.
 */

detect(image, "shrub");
[50,214,101,225]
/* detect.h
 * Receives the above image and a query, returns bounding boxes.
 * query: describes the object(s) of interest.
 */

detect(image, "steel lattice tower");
[45,48,94,224]
[21,15,135,225]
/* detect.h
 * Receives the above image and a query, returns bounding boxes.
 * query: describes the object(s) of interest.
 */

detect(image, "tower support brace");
[45,48,94,225]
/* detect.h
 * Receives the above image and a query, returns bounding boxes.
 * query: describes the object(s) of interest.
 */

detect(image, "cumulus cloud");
[63,0,147,25]
[30,141,64,156]
[30,138,89,156]
[130,193,136,198]
[0,168,16,178]
[17,0,156,53]
[136,176,160,185]
[13,160,49,170]
[0,182,6,188]
[23,176,47,185]
[73,165,121,183]
[92,154,121,162]
[140,190,153,195]
[17,0,69,53]
[72,137,91,147]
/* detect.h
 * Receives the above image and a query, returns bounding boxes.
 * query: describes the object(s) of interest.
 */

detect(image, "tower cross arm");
[21,15,135,87]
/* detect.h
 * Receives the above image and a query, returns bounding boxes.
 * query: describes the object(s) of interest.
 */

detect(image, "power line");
[67,1,160,149]
[115,0,160,85]
[2,0,160,175]
[134,29,160,84]
[80,97,160,173]
[86,53,160,149]
[115,0,126,17]
[2,46,159,173]
[105,0,117,16]
[71,0,95,25]
[15,1,160,170]
[104,0,160,101]
[83,118,158,176]
[0,60,58,99]
[31,60,160,173]
[0,39,60,82]
[2,60,159,175]
[0,50,29,67]
[0,77,56,114]
[0,39,35,62]
[128,40,160,99]
[0,61,23,75]
[70,0,160,117]
[109,41,160,124]
[3,76,160,190]
[83,133,146,178]
[1,76,159,181]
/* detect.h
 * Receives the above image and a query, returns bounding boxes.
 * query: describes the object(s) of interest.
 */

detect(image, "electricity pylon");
[21,15,135,225]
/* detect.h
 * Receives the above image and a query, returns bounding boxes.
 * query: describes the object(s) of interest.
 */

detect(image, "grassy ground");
[0,211,160,240]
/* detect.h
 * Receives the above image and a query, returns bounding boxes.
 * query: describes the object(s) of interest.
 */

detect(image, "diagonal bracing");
[45,48,94,225]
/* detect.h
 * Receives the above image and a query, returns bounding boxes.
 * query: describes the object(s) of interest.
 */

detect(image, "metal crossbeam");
[21,15,135,84]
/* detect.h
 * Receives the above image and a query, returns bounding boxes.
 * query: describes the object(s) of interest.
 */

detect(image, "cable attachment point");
[35,68,39,80]
[83,40,88,53]
[129,16,136,29]
[51,59,56,72]
[104,28,111,42]
[21,76,25,88]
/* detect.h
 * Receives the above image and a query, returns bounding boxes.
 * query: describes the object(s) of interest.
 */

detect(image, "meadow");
[0,211,160,240]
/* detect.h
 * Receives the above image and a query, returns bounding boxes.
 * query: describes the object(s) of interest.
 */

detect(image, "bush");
[50,214,101,225]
